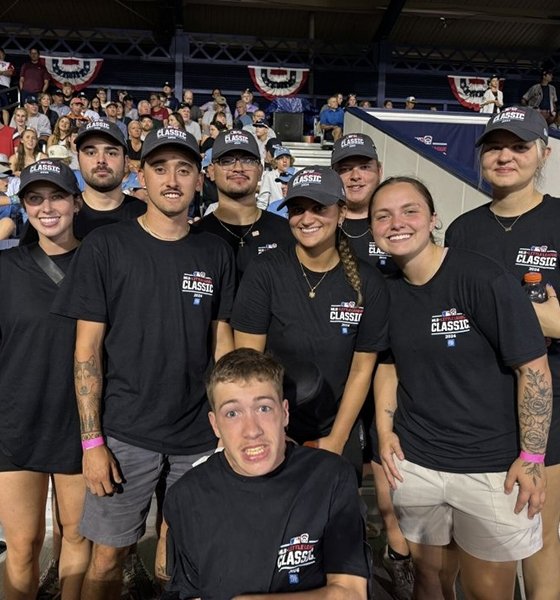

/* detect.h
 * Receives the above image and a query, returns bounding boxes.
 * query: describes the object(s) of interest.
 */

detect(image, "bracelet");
[519,450,545,464]
[81,436,105,451]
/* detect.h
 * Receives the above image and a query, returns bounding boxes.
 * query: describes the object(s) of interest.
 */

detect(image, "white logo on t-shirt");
[515,245,558,271]
[277,532,318,572]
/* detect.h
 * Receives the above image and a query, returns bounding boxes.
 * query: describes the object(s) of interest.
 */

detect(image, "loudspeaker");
[273,112,303,142]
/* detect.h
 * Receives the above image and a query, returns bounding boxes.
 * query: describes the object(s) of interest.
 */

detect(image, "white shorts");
[391,457,542,562]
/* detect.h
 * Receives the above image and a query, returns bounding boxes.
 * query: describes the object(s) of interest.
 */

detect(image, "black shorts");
[0,449,24,472]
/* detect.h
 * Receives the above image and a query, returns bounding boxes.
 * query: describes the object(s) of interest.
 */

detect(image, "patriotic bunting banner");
[447,75,504,111]
[41,56,104,91]
[248,66,309,100]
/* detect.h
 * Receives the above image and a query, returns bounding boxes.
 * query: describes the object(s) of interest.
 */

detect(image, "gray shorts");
[80,436,215,547]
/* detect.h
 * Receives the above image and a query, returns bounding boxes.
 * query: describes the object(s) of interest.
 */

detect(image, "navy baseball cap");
[278,165,346,209]
[75,120,127,150]
[212,129,261,160]
[331,133,378,165]
[25,96,38,104]
[18,160,80,198]
[476,106,549,146]
[141,127,201,166]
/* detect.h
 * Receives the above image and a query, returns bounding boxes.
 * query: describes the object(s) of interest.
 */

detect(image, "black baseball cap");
[25,95,38,104]
[265,138,282,155]
[476,106,549,146]
[75,120,127,150]
[212,129,261,160]
[141,127,201,166]
[18,160,80,198]
[331,133,378,165]
[278,165,346,209]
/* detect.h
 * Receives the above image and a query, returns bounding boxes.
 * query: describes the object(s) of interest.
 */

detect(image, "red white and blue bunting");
[447,75,503,111]
[248,66,309,100]
[41,56,104,91]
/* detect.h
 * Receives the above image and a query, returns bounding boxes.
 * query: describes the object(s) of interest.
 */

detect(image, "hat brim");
[475,125,544,147]
[277,193,342,211]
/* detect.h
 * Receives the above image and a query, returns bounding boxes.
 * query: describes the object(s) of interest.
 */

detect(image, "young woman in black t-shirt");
[232,166,389,475]
[446,106,560,600]
[370,176,551,600]
[0,161,88,600]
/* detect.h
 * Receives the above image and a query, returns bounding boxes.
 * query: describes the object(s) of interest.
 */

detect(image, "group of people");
[0,74,559,600]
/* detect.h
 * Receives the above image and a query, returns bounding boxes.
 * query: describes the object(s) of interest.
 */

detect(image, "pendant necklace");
[298,260,333,299]
[492,211,523,233]
[339,222,370,239]
[216,210,260,247]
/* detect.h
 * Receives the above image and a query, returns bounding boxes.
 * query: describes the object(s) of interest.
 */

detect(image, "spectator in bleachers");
[50,89,70,118]
[21,95,52,146]
[480,75,503,114]
[360,100,372,108]
[18,47,49,103]
[38,92,59,129]
[11,106,28,148]
[235,88,259,116]
[383,99,393,109]
[139,114,155,141]
[61,81,74,104]
[522,69,557,125]
[89,95,102,117]
[149,93,170,125]
[264,137,282,170]
[0,160,89,600]
[0,121,15,158]
[115,101,130,127]
[162,81,179,112]
[178,103,202,143]
[0,48,15,126]
[95,87,110,110]
[126,120,142,171]
[319,96,344,142]
[200,121,227,154]
[137,98,151,118]
[200,88,224,113]
[243,109,276,140]
[0,169,16,240]
[257,146,294,209]
[182,89,203,123]
[66,96,91,129]
[167,111,186,130]
[9,128,47,176]
[346,93,358,108]
[47,115,72,149]
[201,95,233,135]
[102,101,128,139]
[79,94,101,123]
[122,94,138,121]
[233,99,252,128]
[404,96,416,110]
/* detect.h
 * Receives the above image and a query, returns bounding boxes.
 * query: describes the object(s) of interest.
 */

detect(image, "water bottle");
[523,272,548,303]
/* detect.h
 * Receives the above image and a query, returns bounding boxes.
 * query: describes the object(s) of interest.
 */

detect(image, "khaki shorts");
[391,457,542,562]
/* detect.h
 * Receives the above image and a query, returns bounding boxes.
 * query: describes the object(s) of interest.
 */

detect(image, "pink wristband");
[81,436,105,451]
[519,451,545,464]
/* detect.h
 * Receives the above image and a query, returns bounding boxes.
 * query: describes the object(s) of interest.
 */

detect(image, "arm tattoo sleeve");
[519,367,552,455]
[74,354,104,440]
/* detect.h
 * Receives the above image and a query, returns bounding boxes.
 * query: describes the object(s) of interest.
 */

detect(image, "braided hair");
[337,228,363,307]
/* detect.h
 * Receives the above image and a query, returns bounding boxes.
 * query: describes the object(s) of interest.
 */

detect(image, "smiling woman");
[232,165,389,481]
[0,160,89,600]
[445,106,560,600]
[371,174,552,599]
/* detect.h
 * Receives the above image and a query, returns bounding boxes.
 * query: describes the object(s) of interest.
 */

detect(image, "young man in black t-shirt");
[165,349,369,599]
[196,129,293,278]
[53,128,235,600]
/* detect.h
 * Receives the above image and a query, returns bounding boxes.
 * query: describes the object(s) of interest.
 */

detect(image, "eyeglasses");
[214,155,260,168]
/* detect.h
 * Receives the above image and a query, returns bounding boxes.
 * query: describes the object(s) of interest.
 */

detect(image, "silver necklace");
[141,216,189,241]
[215,211,259,247]
[298,260,332,299]
[339,223,370,239]
[492,211,523,233]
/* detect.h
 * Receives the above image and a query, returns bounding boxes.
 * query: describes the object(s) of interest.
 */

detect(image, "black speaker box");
[273,112,303,142]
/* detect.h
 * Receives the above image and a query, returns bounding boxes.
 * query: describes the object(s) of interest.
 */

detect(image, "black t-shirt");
[52,221,236,454]
[231,246,389,441]
[0,246,81,472]
[341,217,398,276]
[74,194,146,240]
[445,195,560,465]
[126,140,143,161]
[385,248,546,473]
[164,444,369,599]
[196,210,294,278]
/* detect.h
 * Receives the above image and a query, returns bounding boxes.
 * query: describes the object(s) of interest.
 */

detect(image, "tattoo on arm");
[384,409,395,418]
[519,367,552,483]
[74,355,103,440]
